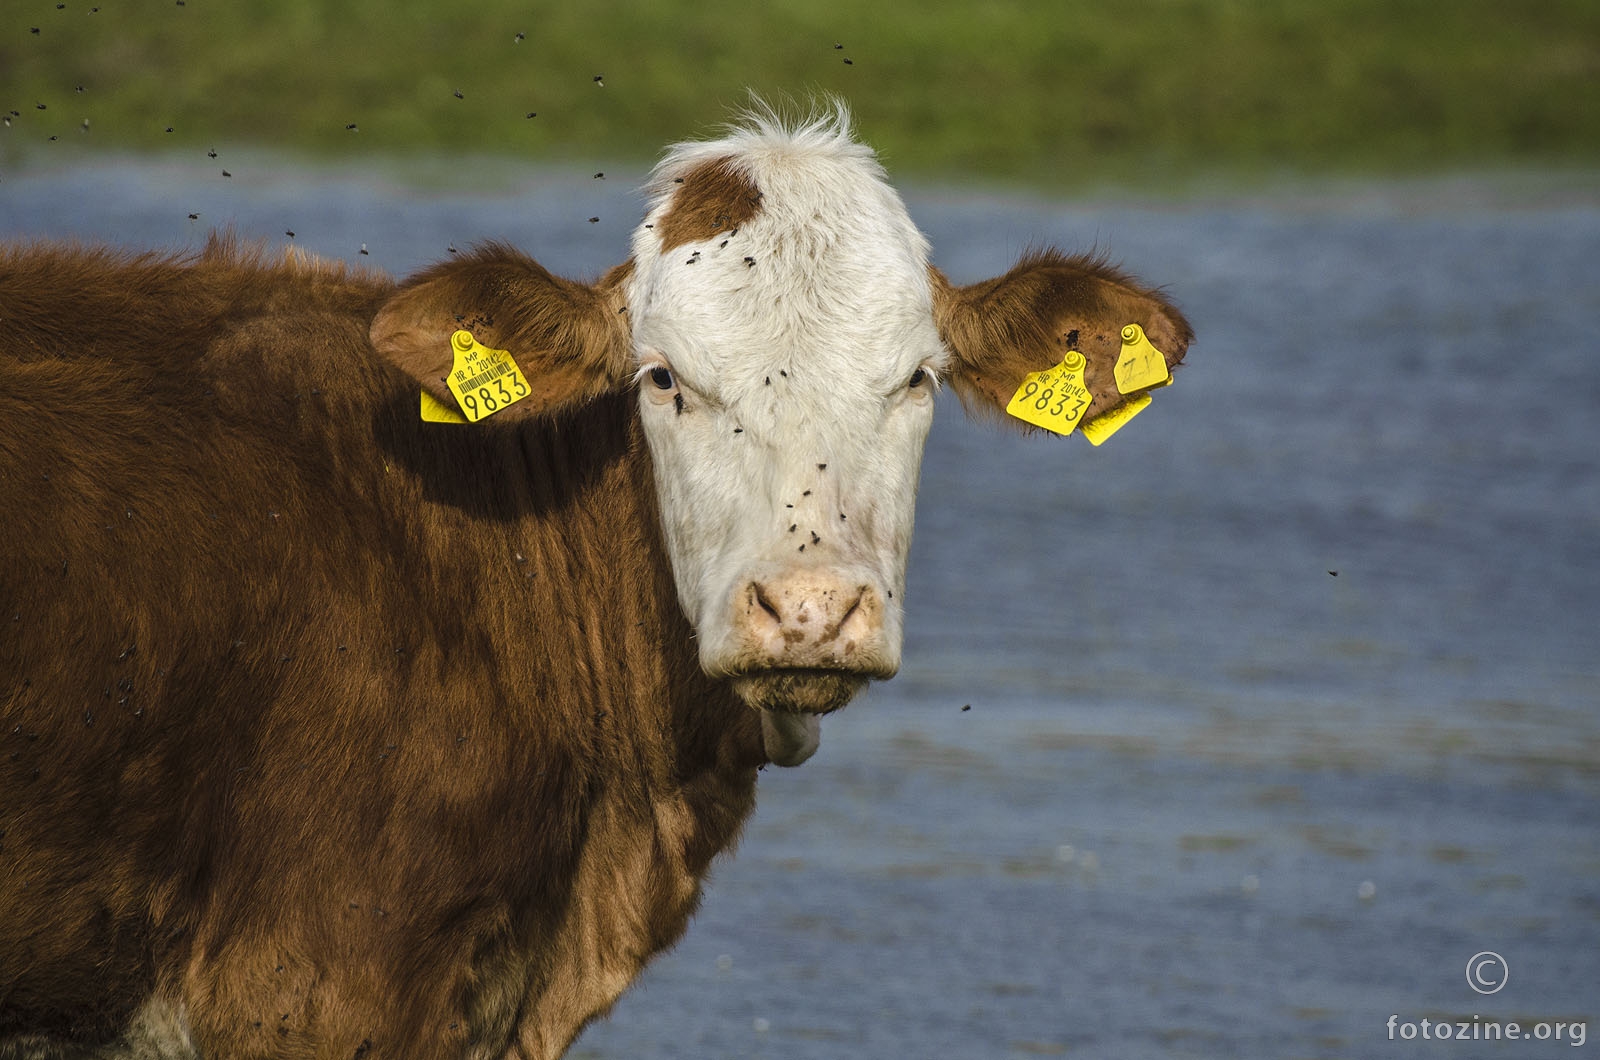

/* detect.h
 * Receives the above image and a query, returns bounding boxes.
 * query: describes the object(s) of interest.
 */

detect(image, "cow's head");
[370,104,1191,765]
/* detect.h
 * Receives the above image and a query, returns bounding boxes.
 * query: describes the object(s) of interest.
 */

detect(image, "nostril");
[751,583,783,625]
[836,591,863,632]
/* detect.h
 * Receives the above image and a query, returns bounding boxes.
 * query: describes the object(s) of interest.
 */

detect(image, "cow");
[0,104,1191,1059]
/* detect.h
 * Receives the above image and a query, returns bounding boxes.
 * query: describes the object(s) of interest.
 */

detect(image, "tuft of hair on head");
[645,92,874,198]
[724,91,856,152]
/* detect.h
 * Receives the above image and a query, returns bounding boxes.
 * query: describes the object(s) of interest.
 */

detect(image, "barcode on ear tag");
[1080,391,1152,446]
[1114,323,1170,394]
[1005,350,1091,436]
[446,330,531,422]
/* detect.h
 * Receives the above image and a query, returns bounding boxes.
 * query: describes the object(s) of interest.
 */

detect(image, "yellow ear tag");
[1114,323,1171,394]
[445,329,531,423]
[420,389,468,423]
[1080,391,1152,446]
[1005,349,1091,436]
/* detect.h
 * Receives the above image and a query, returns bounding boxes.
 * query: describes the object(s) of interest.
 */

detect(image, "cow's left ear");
[370,244,634,421]
[931,249,1193,431]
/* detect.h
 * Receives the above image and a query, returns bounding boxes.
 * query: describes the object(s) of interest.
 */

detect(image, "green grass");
[3,0,1598,189]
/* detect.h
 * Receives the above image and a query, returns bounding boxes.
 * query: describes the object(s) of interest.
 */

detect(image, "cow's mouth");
[730,669,868,716]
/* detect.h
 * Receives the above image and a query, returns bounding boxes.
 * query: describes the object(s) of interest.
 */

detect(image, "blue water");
[3,154,1596,1058]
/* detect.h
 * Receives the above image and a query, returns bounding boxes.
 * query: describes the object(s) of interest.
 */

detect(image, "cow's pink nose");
[735,572,894,675]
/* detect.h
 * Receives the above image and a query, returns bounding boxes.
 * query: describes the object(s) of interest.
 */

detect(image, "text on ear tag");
[1114,323,1171,394]
[446,330,531,422]
[1005,350,1091,436]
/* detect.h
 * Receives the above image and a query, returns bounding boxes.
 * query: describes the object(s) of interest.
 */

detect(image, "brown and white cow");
[0,106,1190,1058]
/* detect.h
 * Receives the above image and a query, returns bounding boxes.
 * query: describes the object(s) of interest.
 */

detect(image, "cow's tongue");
[759,709,821,767]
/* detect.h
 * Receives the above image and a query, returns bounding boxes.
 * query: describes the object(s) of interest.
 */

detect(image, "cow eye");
[908,367,928,389]
[648,366,675,390]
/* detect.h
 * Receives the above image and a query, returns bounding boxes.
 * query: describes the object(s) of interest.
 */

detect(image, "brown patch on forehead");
[655,157,764,252]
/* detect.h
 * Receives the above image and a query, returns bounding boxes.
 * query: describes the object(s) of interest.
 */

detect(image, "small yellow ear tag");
[1114,323,1170,394]
[1005,350,1091,436]
[445,330,531,423]
[420,389,468,423]
[1080,391,1152,446]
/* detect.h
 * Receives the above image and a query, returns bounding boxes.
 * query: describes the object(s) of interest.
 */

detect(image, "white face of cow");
[625,112,947,721]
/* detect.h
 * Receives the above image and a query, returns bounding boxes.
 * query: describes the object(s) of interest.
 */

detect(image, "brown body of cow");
[2,112,1189,1060]
[3,239,733,1058]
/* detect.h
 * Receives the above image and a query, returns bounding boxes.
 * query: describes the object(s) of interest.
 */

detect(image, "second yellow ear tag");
[1114,323,1171,394]
[446,330,531,423]
[1005,350,1091,436]
[1080,391,1152,446]
[420,389,468,423]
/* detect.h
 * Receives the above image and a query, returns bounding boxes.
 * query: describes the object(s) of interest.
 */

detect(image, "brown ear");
[370,242,634,422]
[931,248,1192,429]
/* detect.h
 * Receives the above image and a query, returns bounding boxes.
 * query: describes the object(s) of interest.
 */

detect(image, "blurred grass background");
[3,0,1598,189]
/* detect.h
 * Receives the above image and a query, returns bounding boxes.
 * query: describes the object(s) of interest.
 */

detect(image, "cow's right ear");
[370,244,635,422]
